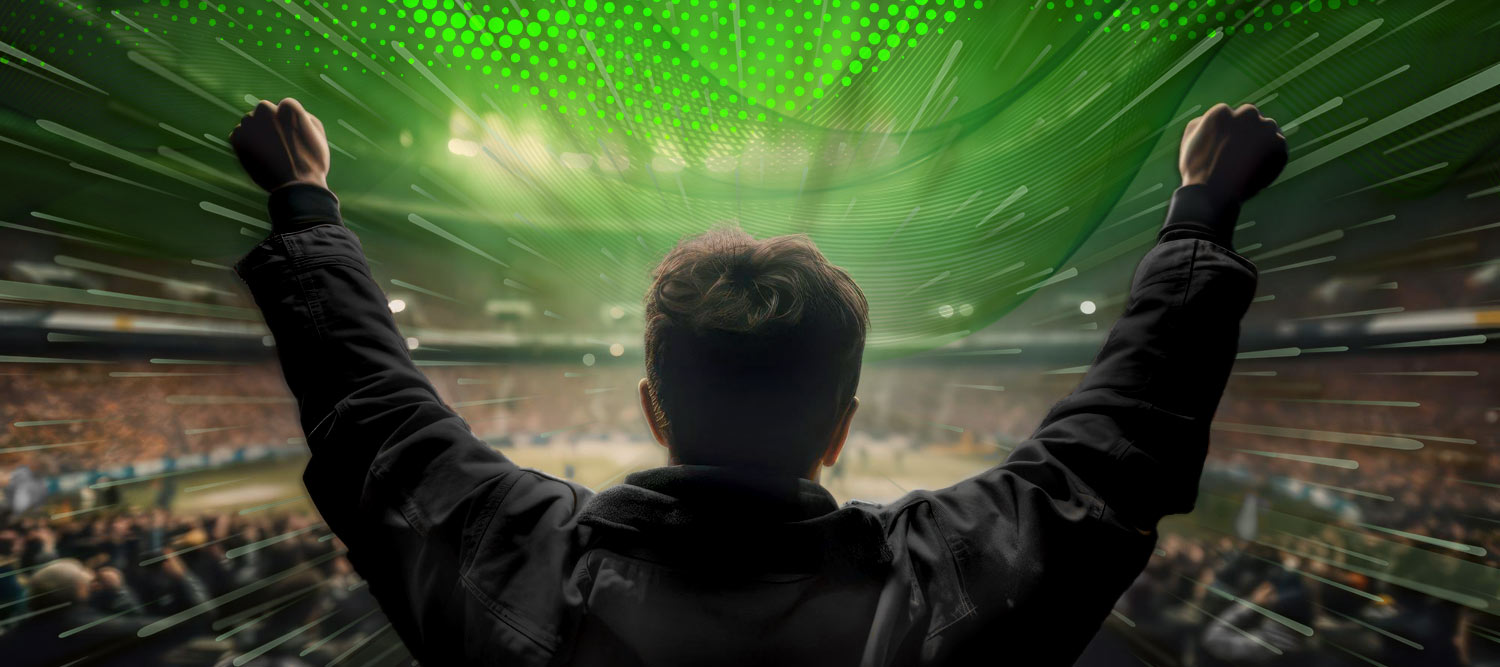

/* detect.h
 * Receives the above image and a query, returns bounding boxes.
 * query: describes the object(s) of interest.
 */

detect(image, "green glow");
[0,0,1495,356]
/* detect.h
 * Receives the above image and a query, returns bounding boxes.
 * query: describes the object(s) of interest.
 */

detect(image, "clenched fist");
[1179,103,1287,203]
[229,98,331,192]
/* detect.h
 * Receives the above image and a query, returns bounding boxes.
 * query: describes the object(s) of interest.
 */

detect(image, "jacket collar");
[578,465,891,575]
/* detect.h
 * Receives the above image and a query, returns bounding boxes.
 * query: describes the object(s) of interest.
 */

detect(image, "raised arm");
[891,103,1285,664]
[1022,102,1284,529]
[229,99,589,665]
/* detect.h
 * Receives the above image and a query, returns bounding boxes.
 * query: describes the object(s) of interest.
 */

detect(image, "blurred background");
[3,0,1500,664]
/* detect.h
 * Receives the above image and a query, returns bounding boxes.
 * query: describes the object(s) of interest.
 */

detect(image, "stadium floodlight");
[447,138,480,157]
[484,300,536,321]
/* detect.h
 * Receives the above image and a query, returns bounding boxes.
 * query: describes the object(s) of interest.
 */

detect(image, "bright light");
[405,337,420,350]
[1079,300,1097,315]
[937,304,954,318]
[447,138,480,156]
[388,299,407,313]
[597,154,631,173]
[609,306,625,319]
[560,152,594,169]
[609,343,625,357]
[651,155,686,173]
[582,353,596,367]
[705,154,738,173]
[958,303,974,317]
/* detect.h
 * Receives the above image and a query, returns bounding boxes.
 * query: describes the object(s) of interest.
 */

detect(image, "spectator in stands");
[0,553,209,666]
[0,505,390,664]
[226,96,1283,665]
[1201,574,1315,666]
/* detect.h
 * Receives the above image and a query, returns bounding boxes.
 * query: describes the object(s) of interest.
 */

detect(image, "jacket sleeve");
[234,185,588,665]
[893,185,1257,664]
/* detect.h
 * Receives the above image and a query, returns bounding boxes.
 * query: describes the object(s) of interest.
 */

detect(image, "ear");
[820,396,859,468]
[638,378,669,449]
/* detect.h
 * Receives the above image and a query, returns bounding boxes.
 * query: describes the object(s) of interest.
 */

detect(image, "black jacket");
[235,184,1256,666]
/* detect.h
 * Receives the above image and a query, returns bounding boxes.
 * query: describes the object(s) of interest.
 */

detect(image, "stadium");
[3,0,1500,665]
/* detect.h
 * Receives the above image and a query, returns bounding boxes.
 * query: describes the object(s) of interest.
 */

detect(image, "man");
[0,554,210,665]
[1201,576,1315,666]
[229,98,1283,665]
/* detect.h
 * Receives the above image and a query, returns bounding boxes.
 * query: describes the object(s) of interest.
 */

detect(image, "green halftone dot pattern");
[0,0,1462,352]
[0,0,1381,137]
[5,0,1365,136]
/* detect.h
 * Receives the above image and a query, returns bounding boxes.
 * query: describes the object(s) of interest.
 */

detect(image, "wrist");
[268,175,328,193]
[267,182,342,233]
[1159,183,1241,248]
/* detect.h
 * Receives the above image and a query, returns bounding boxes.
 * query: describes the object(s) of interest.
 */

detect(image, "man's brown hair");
[644,228,868,475]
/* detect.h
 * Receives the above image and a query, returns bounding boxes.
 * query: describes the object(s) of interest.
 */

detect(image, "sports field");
[95,437,1007,520]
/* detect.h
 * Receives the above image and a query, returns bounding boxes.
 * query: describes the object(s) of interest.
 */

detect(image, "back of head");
[644,228,868,476]
[28,559,89,610]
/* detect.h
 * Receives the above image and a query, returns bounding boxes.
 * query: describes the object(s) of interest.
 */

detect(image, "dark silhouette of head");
[641,228,868,479]
[26,559,91,610]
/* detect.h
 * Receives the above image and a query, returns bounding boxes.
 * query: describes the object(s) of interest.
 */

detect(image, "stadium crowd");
[0,350,1496,665]
[0,364,300,479]
[1088,350,1500,666]
[0,505,388,666]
